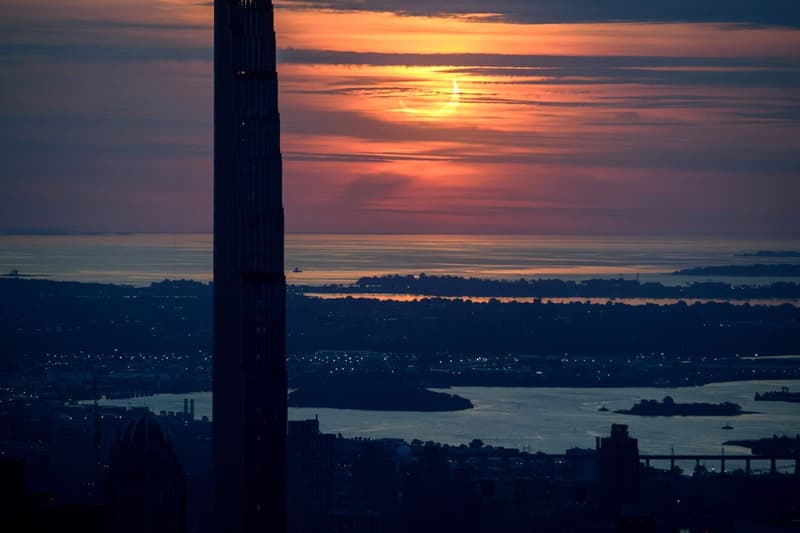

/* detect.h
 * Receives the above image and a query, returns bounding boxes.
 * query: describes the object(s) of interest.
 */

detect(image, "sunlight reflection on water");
[2,233,798,287]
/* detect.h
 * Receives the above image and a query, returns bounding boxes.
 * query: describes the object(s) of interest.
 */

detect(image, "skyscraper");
[598,424,640,515]
[213,1,287,532]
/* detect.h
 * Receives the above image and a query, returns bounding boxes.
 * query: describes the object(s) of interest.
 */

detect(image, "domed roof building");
[117,412,172,452]
[105,412,187,533]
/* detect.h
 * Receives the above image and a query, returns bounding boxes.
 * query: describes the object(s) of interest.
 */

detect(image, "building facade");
[213,1,287,531]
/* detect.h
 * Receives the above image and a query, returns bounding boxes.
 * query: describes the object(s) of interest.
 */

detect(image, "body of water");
[97,380,800,467]
[2,233,799,287]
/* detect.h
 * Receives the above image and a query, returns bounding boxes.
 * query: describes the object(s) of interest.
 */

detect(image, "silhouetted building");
[1,459,27,531]
[2,458,104,533]
[105,414,187,533]
[213,0,287,532]
[597,424,640,515]
[287,418,335,532]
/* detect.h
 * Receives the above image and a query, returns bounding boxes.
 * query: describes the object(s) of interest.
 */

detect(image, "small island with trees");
[288,383,474,412]
[738,250,800,258]
[673,264,800,277]
[616,396,752,416]
[754,387,800,403]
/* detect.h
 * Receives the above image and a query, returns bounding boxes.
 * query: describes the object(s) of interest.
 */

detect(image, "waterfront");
[97,380,800,463]
[2,233,799,287]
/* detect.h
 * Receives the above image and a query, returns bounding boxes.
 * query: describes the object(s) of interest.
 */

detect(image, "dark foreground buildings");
[2,399,800,532]
[213,0,287,532]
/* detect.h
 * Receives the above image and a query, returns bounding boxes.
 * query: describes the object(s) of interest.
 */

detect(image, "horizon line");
[1,230,799,240]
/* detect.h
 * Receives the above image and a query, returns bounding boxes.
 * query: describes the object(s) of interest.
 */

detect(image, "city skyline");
[1,0,799,237]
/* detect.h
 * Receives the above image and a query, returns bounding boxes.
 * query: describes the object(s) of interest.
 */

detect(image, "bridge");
[638,453,799,475]
[437,447,800,476]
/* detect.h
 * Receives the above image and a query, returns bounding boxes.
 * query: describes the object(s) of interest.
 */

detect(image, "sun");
[399,80,461,119]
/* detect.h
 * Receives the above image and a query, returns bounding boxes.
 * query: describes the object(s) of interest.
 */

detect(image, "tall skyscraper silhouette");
[213,1,287,532]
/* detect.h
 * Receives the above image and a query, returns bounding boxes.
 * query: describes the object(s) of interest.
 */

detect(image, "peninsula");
[288,383,474,412]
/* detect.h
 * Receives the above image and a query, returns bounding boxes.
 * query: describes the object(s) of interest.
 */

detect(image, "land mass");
[288,383,473,411]
[2,277,800,399]
[299,273,800,299]
[673,264,800,277]
[616,396,751,416]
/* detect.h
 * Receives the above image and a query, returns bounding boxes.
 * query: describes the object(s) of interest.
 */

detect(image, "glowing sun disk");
[399,80,461,119]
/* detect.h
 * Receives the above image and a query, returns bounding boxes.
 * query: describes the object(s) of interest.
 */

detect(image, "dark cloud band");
[280,0,800,27]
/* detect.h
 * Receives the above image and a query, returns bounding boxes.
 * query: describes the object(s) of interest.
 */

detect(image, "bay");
[97,380,800,467]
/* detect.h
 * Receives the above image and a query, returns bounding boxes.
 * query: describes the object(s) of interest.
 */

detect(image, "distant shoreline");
[296,273,800,301]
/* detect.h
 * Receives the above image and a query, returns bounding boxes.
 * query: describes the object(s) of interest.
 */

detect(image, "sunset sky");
[1,0,799,236]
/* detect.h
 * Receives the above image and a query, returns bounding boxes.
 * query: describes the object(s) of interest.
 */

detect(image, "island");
[615,396,751,416]
[288,383,474,412]
[738,250,800,258]
[724,435,800,456]
[673,264,800,277]
[754,387,800,403]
